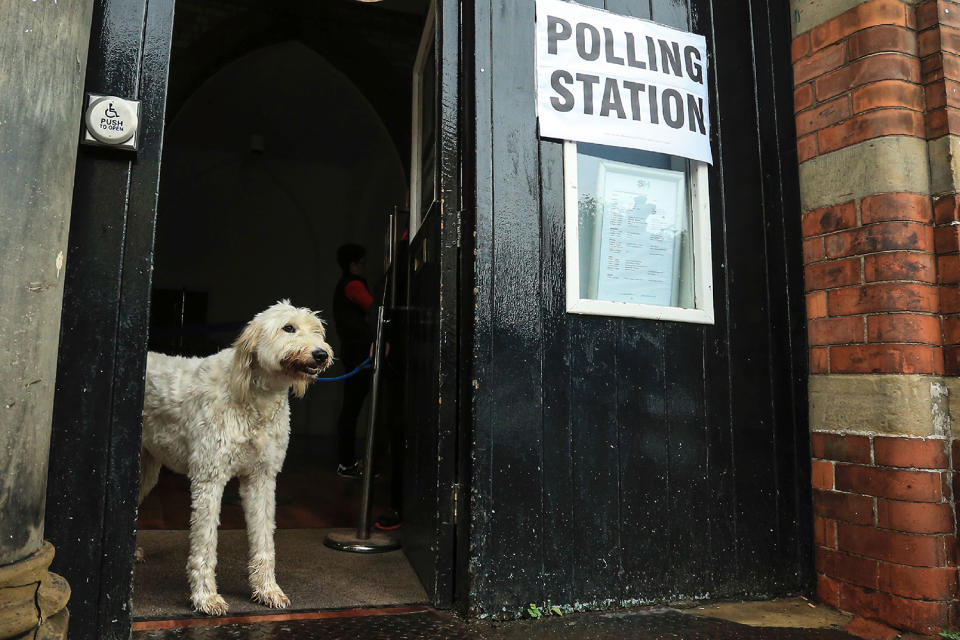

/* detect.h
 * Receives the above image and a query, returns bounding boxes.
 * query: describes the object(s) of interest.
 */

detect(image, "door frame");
[45,0,467,637]
[401,0,466,609]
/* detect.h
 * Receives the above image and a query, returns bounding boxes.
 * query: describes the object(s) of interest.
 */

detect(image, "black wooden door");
[43,1,174,639]
[470,0,809,613]
[402,0,462,609]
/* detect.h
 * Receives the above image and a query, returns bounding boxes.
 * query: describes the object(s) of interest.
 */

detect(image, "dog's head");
[233,300,334,398]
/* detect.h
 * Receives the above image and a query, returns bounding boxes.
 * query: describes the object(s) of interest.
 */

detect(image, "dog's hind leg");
[134,449,163,562]
[139,449,162,504]
[239,473,290,609]
[187,477,229,616]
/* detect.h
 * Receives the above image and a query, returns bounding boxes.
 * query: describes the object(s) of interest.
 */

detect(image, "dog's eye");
[282,324,296,333]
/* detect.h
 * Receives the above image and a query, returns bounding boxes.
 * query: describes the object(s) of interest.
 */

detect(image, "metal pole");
[323,209,401,553]
[356,303,386,539]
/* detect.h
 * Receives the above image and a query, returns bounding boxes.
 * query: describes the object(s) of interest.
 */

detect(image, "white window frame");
[409,0,436,239]
[563,141,715,324]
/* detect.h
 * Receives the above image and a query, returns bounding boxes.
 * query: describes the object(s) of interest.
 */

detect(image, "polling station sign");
[536,0,712,164]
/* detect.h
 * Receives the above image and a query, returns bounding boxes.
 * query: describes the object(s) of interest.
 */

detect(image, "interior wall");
[152,40,406,437]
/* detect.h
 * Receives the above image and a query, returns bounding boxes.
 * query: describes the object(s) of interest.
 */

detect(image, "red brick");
[867,313,941,344]
[874,437,949,469]
[918,1,942,31]
[939,24,960,57]
[831,343,941,373]
[936,224,960,253]
[941,254,960,284]
[807,291,828,318]
[926,105,960,138]
[838,582,953,636]
[794,42,847,85]
[848,25,917,60]
[818,548,880,589]
[798,133,818,163]
[804,237,824,264]
[796,96,852,137]
[811,347,829,373]
[937,1,960,30]
[817,574,840,608]
[944,316,960,344]
[942,286,960,313]
[818,109,925,154]
[852,80,924,113]
[923,51,960,85]
[795,83,815,113]
[816,53,920,101]
[805,259,861,291]
[825,222,934,259]
[877,499,954,534]
[935,195,960,225]
[792,32,811,63]
[863,252,936,284]
[835,465,943,502]
[815,515,838,548]
[814,489,875,525]
[861,193,932,224]
[827,283,939,315]
[838,522,949,566]
[844,616,898,640]
[925,79,960,110]
[811,433,872,463]
[879,564,958,601]
[809,316,865,346]
[812,460,834,490]
[802,201,858,236]
[809,0,911,51]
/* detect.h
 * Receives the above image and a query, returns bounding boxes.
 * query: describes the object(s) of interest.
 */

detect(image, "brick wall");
[792,0,960,635]
[812,432,956,634]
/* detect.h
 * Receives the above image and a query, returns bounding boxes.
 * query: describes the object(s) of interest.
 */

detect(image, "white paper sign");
[594,162,686,305]
[536,0,712,164]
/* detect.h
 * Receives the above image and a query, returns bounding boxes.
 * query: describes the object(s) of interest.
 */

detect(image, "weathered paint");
[0,0,94,566]
[470,0,810,617]
[44,1,175,638]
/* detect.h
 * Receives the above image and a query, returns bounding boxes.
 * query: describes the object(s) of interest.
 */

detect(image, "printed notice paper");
[592,161,686,306]
[536,0,712,164]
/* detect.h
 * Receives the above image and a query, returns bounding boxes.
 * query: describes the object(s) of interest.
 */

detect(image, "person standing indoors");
[333,243,374,479]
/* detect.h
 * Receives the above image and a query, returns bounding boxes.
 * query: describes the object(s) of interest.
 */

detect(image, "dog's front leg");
[239,473,290,609]
[187,478,229,615]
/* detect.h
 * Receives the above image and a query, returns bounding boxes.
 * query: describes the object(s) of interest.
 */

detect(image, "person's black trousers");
[337,342,371,467]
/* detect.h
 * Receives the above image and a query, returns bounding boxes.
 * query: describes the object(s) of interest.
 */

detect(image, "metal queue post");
[324,208,401,553]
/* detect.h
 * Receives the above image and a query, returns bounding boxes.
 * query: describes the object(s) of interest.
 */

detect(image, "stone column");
[791,0,960,636]
[0,1,94,638]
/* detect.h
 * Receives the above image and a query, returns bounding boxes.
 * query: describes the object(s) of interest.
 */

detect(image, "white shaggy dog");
[138,301,333,615]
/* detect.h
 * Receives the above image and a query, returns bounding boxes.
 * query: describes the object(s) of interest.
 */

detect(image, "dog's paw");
[192,593,229,616]
[252,584,290,609]
[134,546,145,563]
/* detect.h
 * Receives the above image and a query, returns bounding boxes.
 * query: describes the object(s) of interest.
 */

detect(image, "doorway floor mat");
[133,528,427,619]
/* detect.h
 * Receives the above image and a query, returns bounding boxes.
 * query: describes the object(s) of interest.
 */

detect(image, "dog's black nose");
[312,349,329,364]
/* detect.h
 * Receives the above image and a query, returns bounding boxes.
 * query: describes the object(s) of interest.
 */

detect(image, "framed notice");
[589,162,686,306]
[564,141,714,324]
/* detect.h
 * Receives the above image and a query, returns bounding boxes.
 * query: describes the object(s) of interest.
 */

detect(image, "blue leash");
[314,357,373,382]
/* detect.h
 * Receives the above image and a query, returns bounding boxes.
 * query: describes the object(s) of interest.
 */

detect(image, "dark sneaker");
[337,462,362,479]
[374,509,402,531]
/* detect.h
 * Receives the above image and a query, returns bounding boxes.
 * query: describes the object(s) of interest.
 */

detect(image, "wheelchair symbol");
[104,103,119,118]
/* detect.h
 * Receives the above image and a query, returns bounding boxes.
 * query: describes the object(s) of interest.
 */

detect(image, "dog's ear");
[231,321,261,400]
[291,379,309,399]
[233,321,261,365]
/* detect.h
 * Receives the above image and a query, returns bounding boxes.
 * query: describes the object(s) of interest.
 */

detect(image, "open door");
[402,0,462,609]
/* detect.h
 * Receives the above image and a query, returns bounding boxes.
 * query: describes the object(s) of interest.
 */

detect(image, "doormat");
[133,529,427,620]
